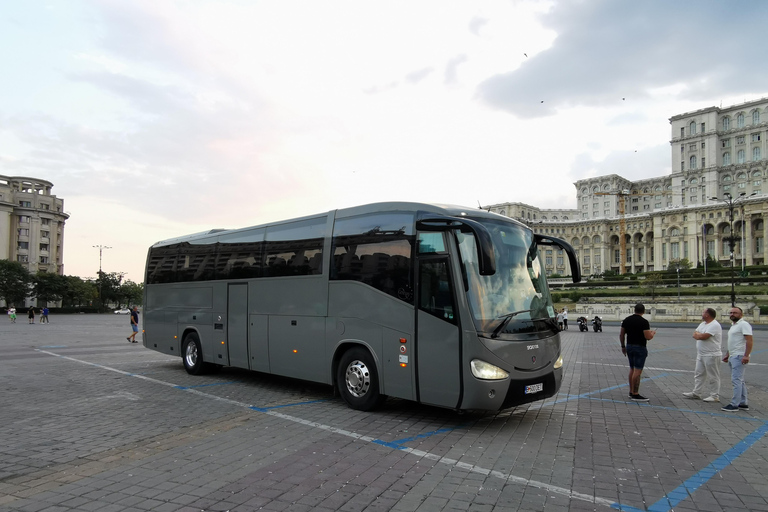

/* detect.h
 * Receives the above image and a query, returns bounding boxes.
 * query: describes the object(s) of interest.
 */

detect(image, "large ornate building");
[486,97,768,276]
[0,176,68,277]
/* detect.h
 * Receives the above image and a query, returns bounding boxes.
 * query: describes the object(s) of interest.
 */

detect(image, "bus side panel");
[249,276,328,316]
[248,314,269,373]
[144,284,214,356]
[144,309,180,356]
[268,316,327,383]
[328,281,415,400]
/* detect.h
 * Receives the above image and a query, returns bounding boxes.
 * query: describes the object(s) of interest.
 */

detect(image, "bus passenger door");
[416,255,461,408]
[227,283,249,369]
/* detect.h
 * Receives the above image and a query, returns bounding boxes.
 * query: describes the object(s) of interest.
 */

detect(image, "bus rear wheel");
[182,332,209,375]
[337,347,385,411]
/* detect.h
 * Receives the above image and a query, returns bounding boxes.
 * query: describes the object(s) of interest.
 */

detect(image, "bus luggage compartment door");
[227,283,249,369]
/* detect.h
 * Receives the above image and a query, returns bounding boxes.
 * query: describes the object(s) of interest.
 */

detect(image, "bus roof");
[150,201,524,247]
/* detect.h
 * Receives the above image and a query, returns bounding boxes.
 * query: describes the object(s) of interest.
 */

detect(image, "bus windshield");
[457,218,557,336]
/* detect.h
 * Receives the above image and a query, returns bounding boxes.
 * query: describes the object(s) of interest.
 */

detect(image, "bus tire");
[337,347,385,411]
[182,332,208,375]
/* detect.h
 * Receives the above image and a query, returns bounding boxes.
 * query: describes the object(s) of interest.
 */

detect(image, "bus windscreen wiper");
[490,309,533,339]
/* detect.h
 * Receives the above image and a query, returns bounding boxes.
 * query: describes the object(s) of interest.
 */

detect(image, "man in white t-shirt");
[721,306,753,412]
[682,308,722,402]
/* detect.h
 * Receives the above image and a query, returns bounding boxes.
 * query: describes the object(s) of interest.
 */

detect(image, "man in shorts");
[619,303,656,402]
[127,306,140,343]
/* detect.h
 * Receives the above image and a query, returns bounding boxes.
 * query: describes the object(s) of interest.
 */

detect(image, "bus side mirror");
[417,216,496,276]
[534,234,582,283]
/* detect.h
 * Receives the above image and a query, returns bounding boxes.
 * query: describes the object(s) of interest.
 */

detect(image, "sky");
[2,0,768,283]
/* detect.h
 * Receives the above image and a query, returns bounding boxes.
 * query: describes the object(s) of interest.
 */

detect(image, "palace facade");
[486,97,768,276]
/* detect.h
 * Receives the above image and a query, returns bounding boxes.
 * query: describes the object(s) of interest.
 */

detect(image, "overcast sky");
[2,0,768,282]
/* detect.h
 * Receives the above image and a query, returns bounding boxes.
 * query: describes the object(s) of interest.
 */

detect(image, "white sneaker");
[682,392,701,399]
[703,396,720,402]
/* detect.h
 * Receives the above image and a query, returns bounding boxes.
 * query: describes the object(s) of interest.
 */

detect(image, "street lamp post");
[676,266,680,301]
[93,245,112,311]
[710,193,755,306]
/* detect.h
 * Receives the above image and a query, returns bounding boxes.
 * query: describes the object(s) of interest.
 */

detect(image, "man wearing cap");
[721,306,753,412]
[619,303,656,402]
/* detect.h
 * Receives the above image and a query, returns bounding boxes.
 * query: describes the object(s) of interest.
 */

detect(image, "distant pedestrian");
[556,309,564,331]
[562,308,569,330]
[41,307,50,323]
[9,307,16,323]
[682,308,722,402]
[721,307,753,412]
[28,307,35,324]
[619,303,656,402]
[127,306,140,343]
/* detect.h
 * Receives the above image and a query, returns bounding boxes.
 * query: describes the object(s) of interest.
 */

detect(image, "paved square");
[1,315,767,511]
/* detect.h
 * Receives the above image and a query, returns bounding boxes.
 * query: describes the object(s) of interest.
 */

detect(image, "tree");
[644,273,665,300]
[61,276,98,308]
[668,258,692,272]
[32,272,69,305]
[0,260,33,307]
[95,271,125,310]
[119,280,144,307]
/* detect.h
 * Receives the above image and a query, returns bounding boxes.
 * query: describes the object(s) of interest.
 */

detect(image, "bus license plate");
[525,383,543,394]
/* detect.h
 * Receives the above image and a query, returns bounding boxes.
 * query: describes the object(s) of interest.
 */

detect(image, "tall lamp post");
[93,245,112,310]
[710,193,755,306]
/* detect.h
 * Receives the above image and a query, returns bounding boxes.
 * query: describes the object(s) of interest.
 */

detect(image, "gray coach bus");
[143,202,580,411]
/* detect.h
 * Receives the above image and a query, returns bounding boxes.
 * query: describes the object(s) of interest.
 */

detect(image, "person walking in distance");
[41,307,50,324]
[721,306,753,412]
[562,308,569,330]
[683,308,722,402]
[28,307,35,324]
[619,303,656,402]
[127,306,140,343]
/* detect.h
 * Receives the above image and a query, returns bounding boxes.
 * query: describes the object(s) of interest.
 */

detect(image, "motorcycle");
[592,316,603,332]
[577,317,588,332]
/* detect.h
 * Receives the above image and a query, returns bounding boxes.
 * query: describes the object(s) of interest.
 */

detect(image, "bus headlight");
[470,359,509,380]
[554,354,563,369]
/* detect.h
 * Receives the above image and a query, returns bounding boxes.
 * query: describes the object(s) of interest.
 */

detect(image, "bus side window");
[419,260,456,324]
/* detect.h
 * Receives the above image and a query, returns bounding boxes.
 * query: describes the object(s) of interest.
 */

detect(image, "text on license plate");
[525,383,544,394]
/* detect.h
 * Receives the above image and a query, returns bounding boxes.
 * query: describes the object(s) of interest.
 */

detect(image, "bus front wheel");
[182,333,208,375]
[337,347,385,411]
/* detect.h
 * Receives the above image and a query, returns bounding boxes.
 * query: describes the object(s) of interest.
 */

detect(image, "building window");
[17,255,29,263]
[19,201,31,207]
[702,157,705,167]
[738,150,746,164]
[671,242,680,260]
[723,152,731,165]
[680,127,685,138]
[752,133,761,142]
[737,135,745,145]
[723,117,731,130]
[18,228,29,236]
[753,110,760,125]
[754,147,761,161]
[706,240,715,257]
[39,256,49,264]
[684,241,689,259]
[689,121,697,135]
[722,139,731,148]
[757,237,764,253]
[41,231,49,238]
[690,156,697,169]
[39,244,49,252]
[614,249,620,263]
[662,243,666,260]
[18,242,29,250]
[41,219,50,226]
[18,215,30,223]
[737,113,745,128]
[701,123,706,132]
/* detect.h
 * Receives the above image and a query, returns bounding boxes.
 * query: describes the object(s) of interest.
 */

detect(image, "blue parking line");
[250,399,331,412]
[175,381,239,390]
[641,422,768,512]
[373,426,464,450]
[547,373,670,406]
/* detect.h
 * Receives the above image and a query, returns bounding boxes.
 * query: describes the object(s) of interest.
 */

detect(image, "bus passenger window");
[419,260,456,324]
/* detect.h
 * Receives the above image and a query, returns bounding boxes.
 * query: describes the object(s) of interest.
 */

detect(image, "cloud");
[569,144,670,182]
[405,67,434,84]
[468,16,488,36]
[476,0,768,118]
[444,54,468,85]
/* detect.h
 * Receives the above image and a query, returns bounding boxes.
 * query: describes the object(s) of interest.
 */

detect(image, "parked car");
[114,308,130,315]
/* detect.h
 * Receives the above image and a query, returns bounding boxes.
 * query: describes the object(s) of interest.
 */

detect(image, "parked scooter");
[577,317,588,332]
[592,316,603,332]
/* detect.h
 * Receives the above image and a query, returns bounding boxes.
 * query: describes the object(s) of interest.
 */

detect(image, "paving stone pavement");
[1,314,768,511]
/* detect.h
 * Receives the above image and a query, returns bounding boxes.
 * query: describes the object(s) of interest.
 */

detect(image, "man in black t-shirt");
[619,303,656,402]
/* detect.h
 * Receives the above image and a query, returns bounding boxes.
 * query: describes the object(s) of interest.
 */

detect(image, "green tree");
[668,258,692,272]
[32,272,69,305]
[95,271,125,310]
[644,273,664,300]
[61,275,98,307]
[0,260,33,306]
[119,280,144,307]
